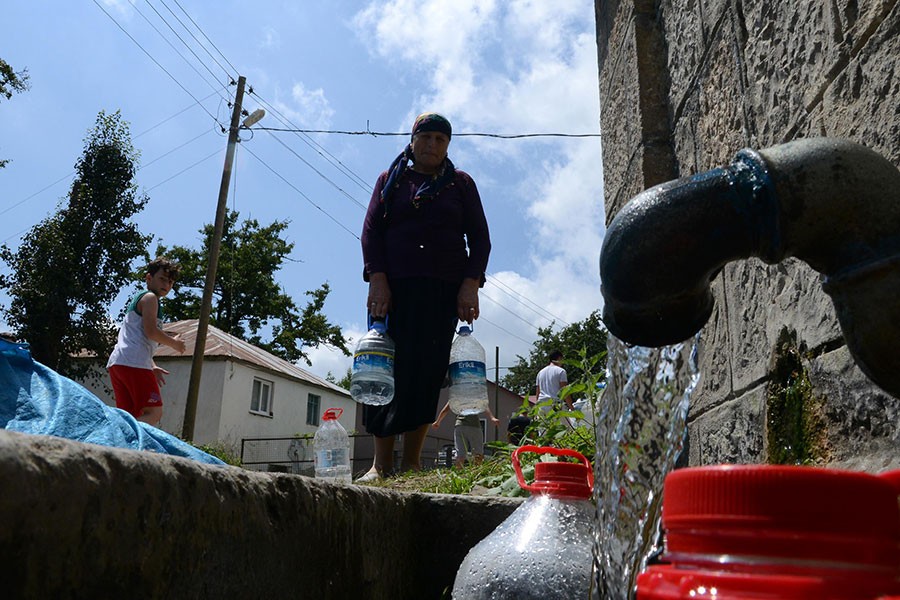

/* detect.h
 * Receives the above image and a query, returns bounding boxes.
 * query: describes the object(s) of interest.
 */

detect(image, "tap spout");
[600,138,900,396]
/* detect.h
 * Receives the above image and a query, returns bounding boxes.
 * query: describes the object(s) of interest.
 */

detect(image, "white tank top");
[106,291,161,370]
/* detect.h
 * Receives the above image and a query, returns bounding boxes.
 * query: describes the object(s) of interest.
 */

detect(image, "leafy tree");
[155,210,349,364]
[1,58,30,169]
[327,367,353,390]
[500,309,608,396]
[0,110,150,374]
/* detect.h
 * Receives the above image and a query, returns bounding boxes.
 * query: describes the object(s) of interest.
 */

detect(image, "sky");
[1,0,605,383]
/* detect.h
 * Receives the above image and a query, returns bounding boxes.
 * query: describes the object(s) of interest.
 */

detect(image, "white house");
[80,319,355,471]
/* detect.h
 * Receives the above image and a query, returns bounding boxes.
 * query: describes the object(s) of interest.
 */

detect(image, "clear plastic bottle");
[448,324,488,416]
[452,446,595,600]
[350,317,395,406]
[313,407,351,483]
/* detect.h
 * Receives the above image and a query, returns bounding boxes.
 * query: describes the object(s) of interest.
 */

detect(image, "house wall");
[595,0,900,470]
[217,361,357,455]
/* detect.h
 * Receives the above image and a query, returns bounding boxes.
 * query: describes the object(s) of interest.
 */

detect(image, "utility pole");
[182,75,246,441]
[495,345,500,440]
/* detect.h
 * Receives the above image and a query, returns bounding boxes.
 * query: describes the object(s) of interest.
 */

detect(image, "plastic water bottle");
[313,408,351,484]
[350,316,395,406]
[453,446,595,599]
[448,324,488,416]
[636,465,900,599]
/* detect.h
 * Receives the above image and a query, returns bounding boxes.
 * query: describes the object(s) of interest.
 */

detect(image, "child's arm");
[432,401,451,428]
[139,293,186,353]
[484,405,501,427]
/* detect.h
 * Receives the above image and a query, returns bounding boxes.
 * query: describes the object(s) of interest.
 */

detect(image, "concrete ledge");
[0,430,520,599]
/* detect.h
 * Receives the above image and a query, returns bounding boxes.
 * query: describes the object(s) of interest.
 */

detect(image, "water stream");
[592,335,701,600]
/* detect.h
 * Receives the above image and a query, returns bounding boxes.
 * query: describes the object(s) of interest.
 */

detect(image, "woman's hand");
[457,277,481,323]
[367,272,392,319]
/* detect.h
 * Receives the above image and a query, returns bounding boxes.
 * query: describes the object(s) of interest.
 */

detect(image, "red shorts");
[108,365,162,418]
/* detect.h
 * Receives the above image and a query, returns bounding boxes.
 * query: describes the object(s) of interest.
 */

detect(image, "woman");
[359,112,491,480]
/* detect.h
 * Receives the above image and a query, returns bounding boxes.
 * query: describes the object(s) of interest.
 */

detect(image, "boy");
[107,257,186,426]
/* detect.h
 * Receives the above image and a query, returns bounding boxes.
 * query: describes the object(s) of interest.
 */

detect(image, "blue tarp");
[0,337,224,466]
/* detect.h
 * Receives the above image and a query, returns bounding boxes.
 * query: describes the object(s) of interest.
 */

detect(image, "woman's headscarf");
[380,112,456,215]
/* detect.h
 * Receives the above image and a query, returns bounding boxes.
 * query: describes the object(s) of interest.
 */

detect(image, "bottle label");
[449,360,486,384]
[353,350,394,373]
[316,447,349,469]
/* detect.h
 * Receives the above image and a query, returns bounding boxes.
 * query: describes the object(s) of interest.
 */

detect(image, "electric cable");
[157,0,235,80]
[91,0,221,123]
[133,0,228,99]
[241,144,361,240]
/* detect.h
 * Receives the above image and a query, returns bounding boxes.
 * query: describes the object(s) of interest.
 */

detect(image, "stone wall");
[596,0,900,470]
[0,430,518,599]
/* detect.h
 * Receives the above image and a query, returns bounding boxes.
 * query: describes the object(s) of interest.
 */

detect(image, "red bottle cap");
[512,445,593,499]
[322,407,343,421]
[661,465,900,569]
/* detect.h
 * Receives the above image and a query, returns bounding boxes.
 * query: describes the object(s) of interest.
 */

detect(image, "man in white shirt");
[535,350,572,410]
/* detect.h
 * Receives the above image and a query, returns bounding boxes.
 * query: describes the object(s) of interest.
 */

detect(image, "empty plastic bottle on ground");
[314,408,351,483]
[452,446,595,599]
[448,324,488,416]
[350,317,395,406]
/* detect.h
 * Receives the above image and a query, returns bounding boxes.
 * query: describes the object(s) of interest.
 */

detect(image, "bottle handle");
[368,313,389,329]
[323,407,343,420]
[512,445,593,493]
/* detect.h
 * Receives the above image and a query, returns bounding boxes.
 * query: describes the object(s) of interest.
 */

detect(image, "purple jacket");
[361,167,491,284]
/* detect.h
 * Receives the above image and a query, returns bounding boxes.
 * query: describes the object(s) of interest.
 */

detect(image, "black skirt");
[364,277,459,437]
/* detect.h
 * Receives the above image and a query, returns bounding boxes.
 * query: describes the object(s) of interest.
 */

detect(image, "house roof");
[157,320,350,396]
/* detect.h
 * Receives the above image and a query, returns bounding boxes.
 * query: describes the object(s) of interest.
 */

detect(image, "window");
[306,394,321,426]
[250,378,274,416]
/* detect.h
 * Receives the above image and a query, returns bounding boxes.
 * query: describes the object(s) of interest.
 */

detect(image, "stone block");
[687,386,766,465]
[808,346,900,471]
[0,431,519,599]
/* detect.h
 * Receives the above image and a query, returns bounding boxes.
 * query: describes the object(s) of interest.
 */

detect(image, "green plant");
[766,330,828,465]
[476,349,607,497]
[195,442,242,466]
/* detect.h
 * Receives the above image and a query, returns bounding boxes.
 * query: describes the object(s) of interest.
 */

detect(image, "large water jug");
[448,324,488,416]
[452,446,594,599]
[350,316,395,405]
[313,407,351,484]
[636,465,900,599]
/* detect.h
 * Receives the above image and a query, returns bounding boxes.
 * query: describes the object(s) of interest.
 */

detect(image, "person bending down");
[433,401,501,467]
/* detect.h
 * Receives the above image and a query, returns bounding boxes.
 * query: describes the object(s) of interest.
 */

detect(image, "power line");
[146,147,221,192]
[253,126,602,139]
[157,0,235,80]
[171,0,239,75]
[486,274,570,327]
[133,0,228,99]
[479,291,545,333]
[249,91,373,194]
[476,315,534,345]
[260,127,368,210]
[91,0,221,123]
[241,144,361,240]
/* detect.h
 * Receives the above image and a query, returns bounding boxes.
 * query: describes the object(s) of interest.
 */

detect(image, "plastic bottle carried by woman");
[350,315,395,406]
[448,323,488,416]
